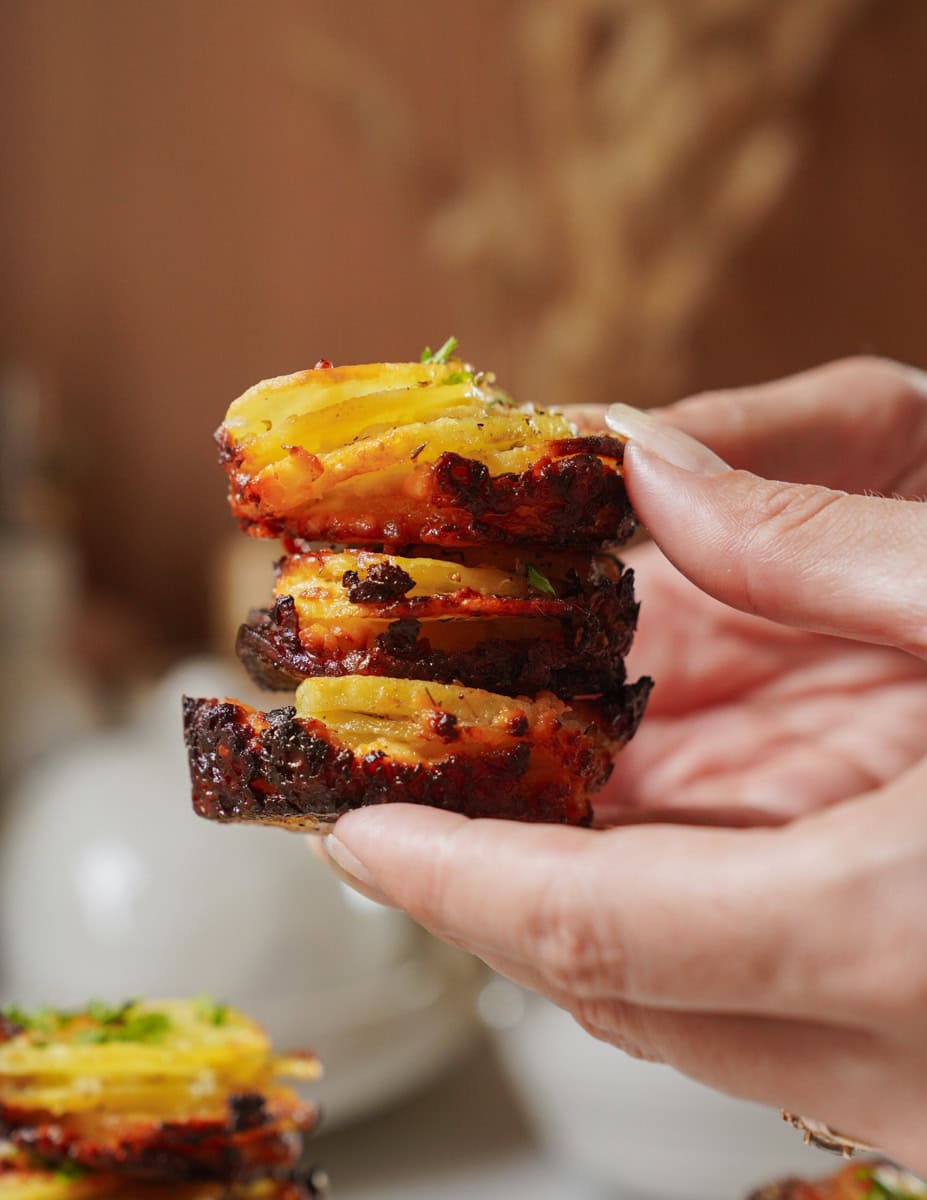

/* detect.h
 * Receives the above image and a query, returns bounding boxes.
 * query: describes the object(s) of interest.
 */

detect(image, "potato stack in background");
[750,1162,927,1200]
[0,1000,326,1199]
[185,347,652,828]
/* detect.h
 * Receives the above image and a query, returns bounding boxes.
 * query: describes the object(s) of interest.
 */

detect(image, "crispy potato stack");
[237,547,641,697]
[187,351,652,827]
[185,678,617,827]
[0,1001,323,1194]
[217,359,635,546]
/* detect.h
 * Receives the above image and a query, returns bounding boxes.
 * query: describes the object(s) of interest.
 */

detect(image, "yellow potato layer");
[222,360,574,495]
[278,551,532,612]
[0,1001,319,1118]
[294,675,575,763]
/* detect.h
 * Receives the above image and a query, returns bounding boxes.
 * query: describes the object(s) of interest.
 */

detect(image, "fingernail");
[322,835,391,906]
[606,403,730,476]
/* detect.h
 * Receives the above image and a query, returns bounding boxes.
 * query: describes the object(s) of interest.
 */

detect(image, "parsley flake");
[195,995,230,1026]
[1,1005,61,1035]
[446,369,473,386]
[420,336,458,364]
[86,999,136,1026]
[526,564,557,598]
[76,1009,171,1045]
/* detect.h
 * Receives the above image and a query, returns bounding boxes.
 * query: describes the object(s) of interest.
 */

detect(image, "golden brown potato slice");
[217,360,634,547]
[0,1002,319,1184]
[184,675,651,829]
[237,547,642,698]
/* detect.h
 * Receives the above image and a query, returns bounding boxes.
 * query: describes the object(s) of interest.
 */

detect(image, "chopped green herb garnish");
[2,1000,182,1048]
[526,564,557,597]
[29,1009,58,1034]
[2,1005,61,1035]
[86,998,137,1026]
[446,369,473,386]
[75,1010,171,1045]
[3,1000,147,1037]
[420,335,458,365]
[864,1169,927,1200]
[195,994,230,1026]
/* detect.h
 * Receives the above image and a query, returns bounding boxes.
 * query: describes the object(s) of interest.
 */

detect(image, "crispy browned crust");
[181,692,651,827]
[589,678,653,744]
[2,1089,316,1183]
[220,435,636,548]
[236,563,641,696]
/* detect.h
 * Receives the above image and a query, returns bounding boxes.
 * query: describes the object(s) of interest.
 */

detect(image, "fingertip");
[333,807,593,898]
[331,805,471,887]
[622,443,721,552]
[334,803,469,852]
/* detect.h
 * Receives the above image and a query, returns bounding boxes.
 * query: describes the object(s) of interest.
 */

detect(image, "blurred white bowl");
[493,991,832,1200]
[0,658,482,1126]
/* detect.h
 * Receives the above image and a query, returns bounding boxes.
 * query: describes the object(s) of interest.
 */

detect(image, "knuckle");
[824,354,909,390]
[751,480,846,542]
[827,353,896,379]
[857,924,927,1024]
[805,820,927,1025]
[739,483,848,607]
[827,355,927,415]
[672,387,750,435]
[407,852,459,941]
[750,483,847,568]
[526,886,620,998]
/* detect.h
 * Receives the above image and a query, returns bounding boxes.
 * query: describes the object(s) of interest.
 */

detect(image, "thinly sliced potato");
[238,547,640,699]
[217,360,632,547]
[0,1001,319,1118]
[184,672,657,829]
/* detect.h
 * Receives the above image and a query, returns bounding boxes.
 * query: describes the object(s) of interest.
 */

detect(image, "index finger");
[568,357,927,496]
[650,357,927,496]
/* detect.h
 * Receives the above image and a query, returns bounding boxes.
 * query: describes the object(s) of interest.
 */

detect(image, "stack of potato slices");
[0,1000,325,1198]
[185,347,652,827]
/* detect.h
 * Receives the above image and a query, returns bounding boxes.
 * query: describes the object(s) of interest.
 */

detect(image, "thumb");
[607,404,927,659]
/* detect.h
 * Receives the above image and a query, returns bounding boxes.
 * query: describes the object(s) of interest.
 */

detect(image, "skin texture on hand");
[595,541,927,825]
[319,357,927,1172]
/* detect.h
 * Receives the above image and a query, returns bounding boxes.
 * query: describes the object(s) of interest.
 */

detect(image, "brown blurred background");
[2,0,926,672]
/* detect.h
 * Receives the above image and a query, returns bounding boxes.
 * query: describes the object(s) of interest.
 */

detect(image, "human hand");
[322,759,927,1172]
[318,358,927,1168]
[591,357,927,824]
